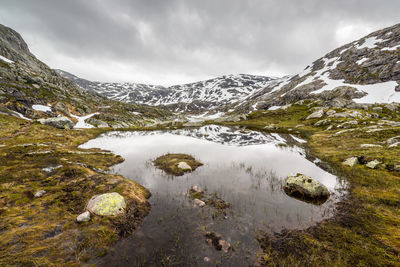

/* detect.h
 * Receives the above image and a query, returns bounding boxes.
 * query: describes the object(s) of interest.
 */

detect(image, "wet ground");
[81,125,347,266]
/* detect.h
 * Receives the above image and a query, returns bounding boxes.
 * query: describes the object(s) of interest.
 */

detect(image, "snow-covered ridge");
[56,70,277,112]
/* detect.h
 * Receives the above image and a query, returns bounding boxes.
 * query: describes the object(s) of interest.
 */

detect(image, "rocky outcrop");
[38,117,75,129]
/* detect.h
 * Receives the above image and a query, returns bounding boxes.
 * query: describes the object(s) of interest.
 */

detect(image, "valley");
[0,21,400,266]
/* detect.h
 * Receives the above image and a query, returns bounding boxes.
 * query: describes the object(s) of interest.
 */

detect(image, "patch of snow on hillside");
[381,44,400,51]
[353,81,400,103]
[355,36,384,49]
[0,55,14,63]
[268,106,282,110]
[71,113,99,128]
[356,58,368,65]
[32,105,52,112]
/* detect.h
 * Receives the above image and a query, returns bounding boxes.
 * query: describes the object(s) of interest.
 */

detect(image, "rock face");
[86,192,126,216]
[306,109,324,119]
[38,116,75,129]
[283,174,330,200]
[76,211,90,223]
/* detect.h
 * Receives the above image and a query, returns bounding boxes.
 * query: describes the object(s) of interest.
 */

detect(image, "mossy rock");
[153,153,203,176]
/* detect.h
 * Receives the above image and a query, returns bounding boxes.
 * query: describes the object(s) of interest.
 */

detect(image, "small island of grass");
[153,153,203,176]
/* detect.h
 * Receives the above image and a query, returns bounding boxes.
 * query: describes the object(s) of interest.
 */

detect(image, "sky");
[0,0,399,86]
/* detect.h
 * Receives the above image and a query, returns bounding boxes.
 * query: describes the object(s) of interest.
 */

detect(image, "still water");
[81,125,346,266]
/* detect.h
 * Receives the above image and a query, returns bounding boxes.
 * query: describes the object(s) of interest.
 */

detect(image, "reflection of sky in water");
[81,126,347,266]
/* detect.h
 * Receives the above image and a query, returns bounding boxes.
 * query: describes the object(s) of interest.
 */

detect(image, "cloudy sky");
[0,0,399,86]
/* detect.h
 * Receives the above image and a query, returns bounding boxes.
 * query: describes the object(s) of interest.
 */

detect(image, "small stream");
[81,125,346,266]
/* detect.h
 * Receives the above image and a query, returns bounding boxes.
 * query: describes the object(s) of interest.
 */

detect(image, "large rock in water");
[38,116,75,129]
[86,192,126,216]
[283,173,329,200]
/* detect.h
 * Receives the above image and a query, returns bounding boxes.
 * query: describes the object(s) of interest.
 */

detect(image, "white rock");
[306,109,324,119]
[34,190,46,198]
[366,160,381,169]
[343,157,359,167]
[76,211,91,223]
[360,144,383,148]
[193,198,205,207]
[177,161,192,171]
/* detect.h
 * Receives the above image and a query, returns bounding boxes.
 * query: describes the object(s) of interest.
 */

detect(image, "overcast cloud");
[0,0,399,85]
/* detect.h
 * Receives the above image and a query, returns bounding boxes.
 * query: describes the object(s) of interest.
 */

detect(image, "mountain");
[56,69,277,112]
[236,23,400,112]
[0,24,169,128]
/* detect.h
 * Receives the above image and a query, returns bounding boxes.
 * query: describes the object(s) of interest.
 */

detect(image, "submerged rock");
[86,192,126,216]
[283,174,329,200]
[343,157,359,167]
[38,116,75,129]
[204,231,231,253]
[193,198,206,207]
[76,211,90,223]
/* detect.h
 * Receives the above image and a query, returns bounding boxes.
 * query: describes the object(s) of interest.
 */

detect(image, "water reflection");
[81,125,346,266]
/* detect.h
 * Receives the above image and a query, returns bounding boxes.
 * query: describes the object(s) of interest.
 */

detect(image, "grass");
[153,153,203,176]
[0,114,151,266]
[217,103,400,266]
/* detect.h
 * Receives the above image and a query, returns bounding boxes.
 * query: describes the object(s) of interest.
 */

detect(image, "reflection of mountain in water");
[106,125,306,147]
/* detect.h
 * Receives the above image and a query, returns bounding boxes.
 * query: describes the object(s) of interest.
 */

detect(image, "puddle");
[81,125,346,266]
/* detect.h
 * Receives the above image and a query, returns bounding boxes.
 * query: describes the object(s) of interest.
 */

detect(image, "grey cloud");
[0,0,399,85]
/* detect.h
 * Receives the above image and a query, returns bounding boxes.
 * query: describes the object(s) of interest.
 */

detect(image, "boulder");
[177,161,192,171]
[76,211,90,223]
[86,192,126,216]
[193,198,206,207]
[38,116,75,129]
[34,190,46,198]
[283,173,329,199]
[366,160,381,169]
[343,157,359,167]
[306,109,324,119]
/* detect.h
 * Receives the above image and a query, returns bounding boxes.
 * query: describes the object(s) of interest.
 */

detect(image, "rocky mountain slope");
[56,69,277,112]
[237,23,400,112]
[0,24,170,129]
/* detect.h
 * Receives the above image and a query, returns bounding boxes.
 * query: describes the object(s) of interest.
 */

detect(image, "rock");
[177,161,192,171]
[34,190,46,198]
[366,160,381,169]
[283,173,329,199]
[38,116,75,129]
[372,107,383,112]
[76,211,90,223]
[53,102,69,115]
[264,124,278,130]
[343,157,359,167]
[86,192,126,216]
[86,118,109,128]
[204,257,211,263]
[394,165,400,172]
[314,119,329,126]
[360,144,383,148]
[193,198,206,207]
[326,109,336,116]
[306,109,324,119]
[218,239,231,253]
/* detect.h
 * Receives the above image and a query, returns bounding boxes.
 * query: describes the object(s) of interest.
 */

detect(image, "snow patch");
[0,55,14,64]
[356,58,368,65]
[355,36,384,49]
[381,44,400,51]
[32,104,52,112]
[71,113,99,128]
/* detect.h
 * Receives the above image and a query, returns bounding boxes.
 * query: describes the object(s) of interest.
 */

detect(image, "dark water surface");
[81,125,346,266]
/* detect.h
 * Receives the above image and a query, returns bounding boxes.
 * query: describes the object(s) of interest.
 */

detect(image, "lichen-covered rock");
[343,157,359,167]
[38,116,75,129]
[86,192,126,216]
[366,160,381,169]
[283,173,329,199]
